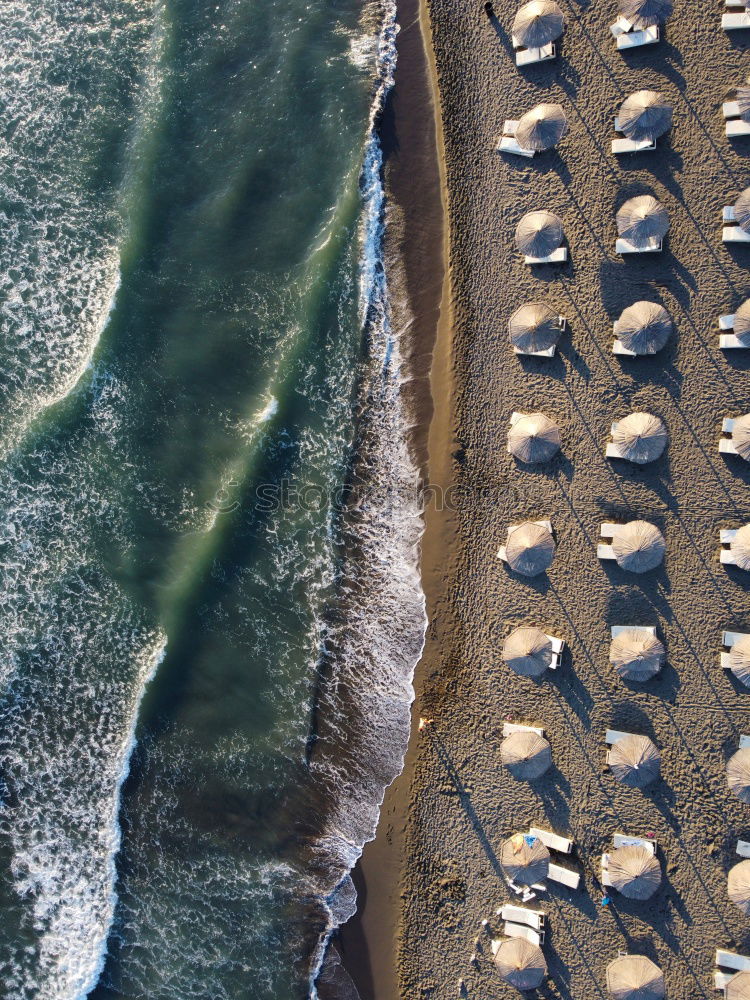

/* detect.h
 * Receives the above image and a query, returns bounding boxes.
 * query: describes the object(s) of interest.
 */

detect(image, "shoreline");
[335,0,452,995]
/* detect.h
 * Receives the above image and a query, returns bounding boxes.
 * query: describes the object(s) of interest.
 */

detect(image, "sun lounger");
[717,951,750,972]
[725,101,742,119]
[503,722,546,737]
[723,227,750,243]
[617,25,659,48]
[616,237,662,254]
[514,41,556,66]
[547,862,580,889]
[597,522,619,561]
[717,313,748,349]
[720,417,739,455]
[601,854,613,886]
[498,119,536,158]
[524,247,568,265]
[727,119,750,138]
[610,15,634,37]
[741,734,750,749]
[529,827,573,854]
[499,904,546,932]
[612,330,638,356]
[716,970,734,991]
[720,314,736,329]
[503,922,541,946]
[611,625,657,639]
[723,11,750,29]
[605,729,631,745]
[613,833,657,853]
[612,136,656,154]
[721,528,741,564]
[737,840,750,858]
[497,520,552,563]
[725,206,737,223]
[723,631,750,669]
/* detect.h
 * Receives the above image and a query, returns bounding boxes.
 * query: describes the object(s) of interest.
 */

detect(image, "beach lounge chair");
[547,862,580,889]
[722,205,750,242]
[498,120,536,158]
[613,833,657,853]
[610,15,634,36]
[721,527,741,564]
[720,417,741,455]
[612,331,638,356]
[612,625,657,639]
[503,922,541,946]
[525,246,567,264]
[617,25,659,49]
[715,970,733,992]
[605,729,632,745]
[723,11,750,29]
[716,951,750,973]
[503,722,546,738]
[616,236,662,254]
[598,523,619,561]
[717,313,749,349]
[512,33,556,66]
[736,840,750,858]
[601,853,613,886]
[611,117,656,155]
[740,734,750,749]
[528,827,573,854]
[724,100,750,135]
[499,904,546,934]
[722,630,750,669]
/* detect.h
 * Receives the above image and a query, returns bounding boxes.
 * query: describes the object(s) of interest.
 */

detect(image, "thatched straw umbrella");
[513,0,564,47]
[611,521,666,573]
[515,211,563,258]
[610,629,665,682]
[503,627,554,677]
[619,0,673,27]
[608,846,662,900]
[609,734,661,788]
[729,860,750,914]
[612,413,668,464]
[727,747,750,803]
[508,302,562,353]
[736,189,750,235]
[501,832,551,885]
[516,104,569,151]
[618,91,672,142]
[730,635,750,688]
[737,80,750,124]
[501,731,553,780]
[730,525,750,571]
[734,301,750,346]
[494,937,547,990]
[731,415,750,462]
[727,971,750,1000]
[506,522,555,576]
[509,413,561,463]
[614,301,672,355]
[606,955,665,1000]
[616,196,669,249]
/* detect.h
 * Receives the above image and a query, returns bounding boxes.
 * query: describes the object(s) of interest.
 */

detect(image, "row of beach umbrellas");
[513,0,674,49]
[508,410,669,464]
[509,298,673,354]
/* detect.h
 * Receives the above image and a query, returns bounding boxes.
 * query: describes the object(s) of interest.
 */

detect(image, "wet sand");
[396,1,750,998]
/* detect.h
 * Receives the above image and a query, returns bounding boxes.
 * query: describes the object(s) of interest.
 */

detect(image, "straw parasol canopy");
[733,300,750,345]
[728,860,750,914]
[516,103,569,152]
[727,747,750,803]
[731,415,750,462]
[501,731,553,780]
[618,91,672,142]
[610,629,665,682]
[612,413,668,464]
[736,189,750,235]
[616,196,670,249]
[730,635,750,688]
[611,521,666,574]
[608,845,662,900]
[506,522,555,576]
[619,0,673,28]
[730,525,750,571]
[513,0,564,47]
[609,734,661,788]
[607,955,665,1000]
[614,301,672,355]
[501,832,551,885]
[515,211,563,257]
[727,972,750,1000]
[738,80,750,124]
[494,937,547,990]
[509,413,561,463]
[508,302,562,353]
[503,627,554,677]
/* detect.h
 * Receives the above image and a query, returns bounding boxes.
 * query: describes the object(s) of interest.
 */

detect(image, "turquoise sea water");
[0,2,425,997]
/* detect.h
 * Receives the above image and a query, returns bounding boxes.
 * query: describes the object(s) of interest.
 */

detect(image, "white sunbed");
[718,313,749,349]
[505,877,538,902]
[497,519,553,563]
[723,227,750,244]
[741,734,750,749]
[617,25,659,49]
[613,833,657,853]
[727,119,750,138]
[612,325,638,356]
[499,904,546,932]
[547,862,580,889]
[512,35,556,66]
[498,119,536,158]
[724,11,750,29]
[503,922,541,946]
[611,117,656,155]
[512,317,566,357]
[606,422,626,458]
[528,827,573,854]
[716,970,734,991]
[597,522,620,562]
[525,247,568,265]
[720,417,739,456]
[616,236,662,254]
[601,854,613,886]
[720,527,747,566]
[503,722,546,738]
[725,101,742,119]
[611,625,657,639]
[737,840,750,858]
[723,630,750,669]
[717,950,750,972]
[605,728,634,745]
[610,15,634,37]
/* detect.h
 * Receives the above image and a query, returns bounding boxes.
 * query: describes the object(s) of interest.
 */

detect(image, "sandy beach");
[386,0,750,997]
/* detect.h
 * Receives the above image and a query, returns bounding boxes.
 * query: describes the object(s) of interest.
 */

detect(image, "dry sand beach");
[386,0,750,997]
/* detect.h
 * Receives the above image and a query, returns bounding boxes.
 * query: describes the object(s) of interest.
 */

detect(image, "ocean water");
[0,1,426,998]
